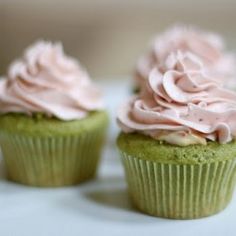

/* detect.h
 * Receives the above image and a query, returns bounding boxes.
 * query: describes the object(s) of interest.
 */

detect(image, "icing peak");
[135,25,236,90]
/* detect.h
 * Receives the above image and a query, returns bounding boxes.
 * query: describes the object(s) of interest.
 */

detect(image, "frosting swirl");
[0,41,104,120]
[119,51,236,145]
[135,25,236,90]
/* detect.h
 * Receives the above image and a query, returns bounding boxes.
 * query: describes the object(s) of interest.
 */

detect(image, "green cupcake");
[117,52,236,219]
[0,41,108,187]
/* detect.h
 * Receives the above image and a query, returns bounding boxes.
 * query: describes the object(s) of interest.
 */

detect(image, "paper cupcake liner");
[0,126,106,187]
[120,151,236,219]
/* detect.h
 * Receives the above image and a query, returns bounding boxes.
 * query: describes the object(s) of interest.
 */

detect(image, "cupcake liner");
[0,126,106,187]
[120,151,236,219]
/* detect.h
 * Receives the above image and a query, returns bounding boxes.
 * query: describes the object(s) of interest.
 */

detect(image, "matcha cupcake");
[117,51,236,219]
[0,41,108,187]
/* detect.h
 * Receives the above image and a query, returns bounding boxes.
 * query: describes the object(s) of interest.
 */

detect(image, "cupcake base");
[117,133,236,219]
[0,111,108,187]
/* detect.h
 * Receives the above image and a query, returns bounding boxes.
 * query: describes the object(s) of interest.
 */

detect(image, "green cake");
[116,31,236,219]
[117,132,236,219]
[0,40,109,187]
[0,111,108,187]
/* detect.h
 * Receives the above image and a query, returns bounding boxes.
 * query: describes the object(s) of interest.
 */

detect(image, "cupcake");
[134,25,236,91]
[117,51,236,219]
[0,41,108,187]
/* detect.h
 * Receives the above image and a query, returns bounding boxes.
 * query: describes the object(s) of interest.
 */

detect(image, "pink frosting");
[119,51,236,144]
[135,25,236,89]
[0,41,104,120]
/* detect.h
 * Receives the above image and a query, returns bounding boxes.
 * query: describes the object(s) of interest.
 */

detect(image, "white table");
[0,79,235,236]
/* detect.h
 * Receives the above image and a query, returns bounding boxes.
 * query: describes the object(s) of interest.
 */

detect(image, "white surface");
[0,79,235,236]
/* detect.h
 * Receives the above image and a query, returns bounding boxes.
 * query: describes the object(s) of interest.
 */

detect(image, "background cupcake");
[117,50,236,219]
[0,41,108,187]
[134,25,236,92]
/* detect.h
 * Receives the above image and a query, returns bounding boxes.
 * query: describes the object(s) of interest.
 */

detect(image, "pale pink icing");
[0,41,104,120]
[135,25,236,90]
[119,51,236,145]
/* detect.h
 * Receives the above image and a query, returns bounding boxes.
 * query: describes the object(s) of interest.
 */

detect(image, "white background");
[0,80,235,236]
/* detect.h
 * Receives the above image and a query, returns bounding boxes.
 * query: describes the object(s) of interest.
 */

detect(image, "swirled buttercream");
[0,41,104,120]
[119,51,236,145]
[135,25,236,90]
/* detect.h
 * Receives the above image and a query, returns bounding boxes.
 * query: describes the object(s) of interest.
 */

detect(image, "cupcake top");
[135,25,236,89]
[118,51,236,146]
[0,41,104,120]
